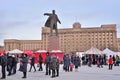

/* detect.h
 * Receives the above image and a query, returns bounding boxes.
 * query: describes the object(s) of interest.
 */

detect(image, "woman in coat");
[73,55,80,72]
[19,54,28,78]
[64,54,70,72]
[50,55,57,78]
[38,54,43,71]
[56,57,59,77]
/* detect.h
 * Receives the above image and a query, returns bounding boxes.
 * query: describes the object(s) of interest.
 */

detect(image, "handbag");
[37,63,40,67]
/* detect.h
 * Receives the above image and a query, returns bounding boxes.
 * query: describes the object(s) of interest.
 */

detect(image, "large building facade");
[4,39,42,51]
[42,23,118,52]
[117,38,120,52]
[4,22,118,53]
[0,46,4,51]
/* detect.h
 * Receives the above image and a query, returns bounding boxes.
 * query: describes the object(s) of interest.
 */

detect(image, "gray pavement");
[0,64,120,80]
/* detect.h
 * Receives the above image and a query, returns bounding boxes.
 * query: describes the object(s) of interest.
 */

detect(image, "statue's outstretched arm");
[44,13,51,16]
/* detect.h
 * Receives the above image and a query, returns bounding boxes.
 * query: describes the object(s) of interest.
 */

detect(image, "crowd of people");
[81,54,120,69]
[0,52,60,79]
[0,52,120,79]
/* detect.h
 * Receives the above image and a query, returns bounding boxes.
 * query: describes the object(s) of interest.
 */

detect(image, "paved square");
[0,64,120,80]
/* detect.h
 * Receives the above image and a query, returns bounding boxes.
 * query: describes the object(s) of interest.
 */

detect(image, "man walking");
[0,54,7,79]
[29,55,36,72]
[45,52,51,75]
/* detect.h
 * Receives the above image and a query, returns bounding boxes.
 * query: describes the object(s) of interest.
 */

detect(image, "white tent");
[85,47,104,54]
[50,50,63,53]
[103,48,117,56]
[36,50,47,53]
[9,49,23,54]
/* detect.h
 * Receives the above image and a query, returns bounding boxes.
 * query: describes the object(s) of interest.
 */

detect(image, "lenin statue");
[44,10,61,36]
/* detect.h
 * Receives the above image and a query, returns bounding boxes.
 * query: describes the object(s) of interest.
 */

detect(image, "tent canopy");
[9,49,23,54]
[36,50,47,53]
[50,50,63,53]
[0,50,6,55]
[50,50,64,63]
[103,48,117,56]
[85,47,104,55]
[24,50,33,54]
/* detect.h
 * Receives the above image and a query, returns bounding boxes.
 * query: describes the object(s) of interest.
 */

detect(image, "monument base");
[48,35,59,51]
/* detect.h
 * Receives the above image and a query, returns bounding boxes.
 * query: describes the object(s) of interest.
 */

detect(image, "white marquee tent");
[85,47,105,55]
[50,50,63,53]
[36,50,47,53]
[9,49,23,54]
[103,48,118,56]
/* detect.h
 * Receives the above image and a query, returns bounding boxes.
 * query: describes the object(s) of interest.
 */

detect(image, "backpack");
[118,58,120,63]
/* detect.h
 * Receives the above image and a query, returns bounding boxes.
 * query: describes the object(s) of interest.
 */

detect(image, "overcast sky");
[0,0,120,46]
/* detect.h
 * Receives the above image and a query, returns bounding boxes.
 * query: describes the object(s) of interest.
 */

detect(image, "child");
[70,62,74,71]
[97,59,100,68]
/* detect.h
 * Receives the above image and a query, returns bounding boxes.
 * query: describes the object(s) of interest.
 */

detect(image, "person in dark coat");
[45,52,51,75]
[56,57,60,77]
[64,54,70,72]
[50,55,57,78]
[99,55,104,68]
[112,55,116,66]
[11,55,18,74]
[19,54,28,78]
[88,55,92,67]
[71,54,74,63]
[103,54,107,65]
[73,55,80,72]
[82,56,85,65]
[63,55,66,71]
[29,55,36,72]
[44,10,61,36]
[0,54,7,79]
[7,54,13,76]
[38,54,43,71]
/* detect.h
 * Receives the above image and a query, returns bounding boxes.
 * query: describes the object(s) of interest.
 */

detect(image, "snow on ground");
[0,64,120,80]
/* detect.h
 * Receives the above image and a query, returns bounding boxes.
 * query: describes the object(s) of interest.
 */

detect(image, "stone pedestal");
[48,35,59,51]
